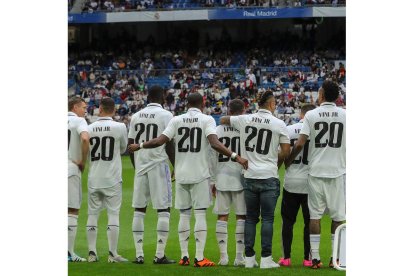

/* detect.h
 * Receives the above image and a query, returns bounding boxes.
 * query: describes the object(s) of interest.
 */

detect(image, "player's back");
[164,108,216,184]
[215,124,243,191]
[129,103,173,175]
[231,110,290,179]
[68,112,88,176]
[302,103,346,178]
[88,117,127,188]
[284,121,310,193]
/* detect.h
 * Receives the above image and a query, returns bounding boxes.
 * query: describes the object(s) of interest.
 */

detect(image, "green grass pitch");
[69,156,345,275]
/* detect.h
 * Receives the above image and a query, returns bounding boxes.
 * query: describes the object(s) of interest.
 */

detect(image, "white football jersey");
[300,102,346,178]
[211,124,243,191]
[87,117,127,188]
[68,112,88,177]
[162,107,217,184]
[230,109,290,179]
[128,103,173,175]
[284,120,309,194]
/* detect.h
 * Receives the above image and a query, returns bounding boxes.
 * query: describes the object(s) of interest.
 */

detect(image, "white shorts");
[213,190,246,216]
[133,161,172,210]
[88,182,122,215]
[308,175,346,221]
[68,175,82,209]
[175,179,212,210]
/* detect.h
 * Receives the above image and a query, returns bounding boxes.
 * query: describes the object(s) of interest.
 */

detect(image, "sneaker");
[233,257,245,267]
[68,252,86,262]
[329,257,339,268]
[303,259,312,267]
[218,257,229,266]
[260,256,280,269]
[132,256,144,264]
[245,255,258,268]
[178,256,190,266]
[88,251,98,262]
[310,259,322,269]
[278,258,291,267]
[153,255,176,264]
[194,257,215,267]
[108,252,128,263]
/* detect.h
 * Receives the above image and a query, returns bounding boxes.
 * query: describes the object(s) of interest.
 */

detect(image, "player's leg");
[279,188,301,266]
[243,178,260,268]
[307,176,326,269]
[132,173,149,264]
[68,175,85,262]
[105,182,127,263]
[192,180,214,267]
[86,187,104,262]
[300,193,312,267]
[150,162,175,264]
[258,178,279,269]
[326,175,346,267]
[214,190,230,265]
[175,183,192,265]
[233,190,246,266]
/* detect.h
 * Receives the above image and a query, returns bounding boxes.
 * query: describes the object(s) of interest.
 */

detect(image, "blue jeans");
[243,177,280,257]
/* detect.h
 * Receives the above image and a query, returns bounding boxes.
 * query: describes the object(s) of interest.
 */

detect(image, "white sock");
[235,219,245,260]
[178,210,191,258]
[86,214,99,254]
[194,209,207,261]
[107,214,120,256]
[156,212,170,258]
[68,214,78,256]
[216,220,228,259]
[310,234,321,260]
[331,234,335,258]
[132,211,145,257]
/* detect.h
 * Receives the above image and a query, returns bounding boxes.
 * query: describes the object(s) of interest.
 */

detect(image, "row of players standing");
[67,80,345,269]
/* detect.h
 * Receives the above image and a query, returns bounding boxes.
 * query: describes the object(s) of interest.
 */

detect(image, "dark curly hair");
[322,80,339,102]
[257,90,274,107]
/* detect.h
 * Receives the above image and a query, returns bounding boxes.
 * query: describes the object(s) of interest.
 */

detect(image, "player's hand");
[236,156,248,170]
[74,160,85,172]
[128,144,140,153]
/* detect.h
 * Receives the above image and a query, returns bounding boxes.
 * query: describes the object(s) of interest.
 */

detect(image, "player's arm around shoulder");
[119,122,128,154]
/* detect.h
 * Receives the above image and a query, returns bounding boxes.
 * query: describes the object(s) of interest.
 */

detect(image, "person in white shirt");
[128,92,248,268]
[86,97,128,263]
[278,104,316,268]
[68,97,89,262]
[128,86,176,265]
[220,91,291,269]
[210,99,246,267]
[286,81,346,269]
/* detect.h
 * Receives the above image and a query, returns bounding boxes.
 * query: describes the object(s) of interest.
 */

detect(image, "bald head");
[187,92,204,110]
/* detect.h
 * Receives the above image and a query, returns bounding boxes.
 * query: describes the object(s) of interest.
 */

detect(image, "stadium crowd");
[79,0,345,13]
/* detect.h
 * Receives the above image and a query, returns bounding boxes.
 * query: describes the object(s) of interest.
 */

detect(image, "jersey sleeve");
[162,117,176,140]
[128,116,135,139]
[76,119,88,134]
[205,116,217,137]
[230,115,243,131]
[279,123,290,144]
[163,112,174,129]
[300,115,311,137]
[119,124,128,153]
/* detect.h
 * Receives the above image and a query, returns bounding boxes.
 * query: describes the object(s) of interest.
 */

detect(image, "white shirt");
[68,112,89,177]
[162,108,217,184]
[128,103,173,175]
[300,102,346,178]
[87,117,127,189]
[284,120,309,194]
[210,125,243,191]
[230,109,290,179]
